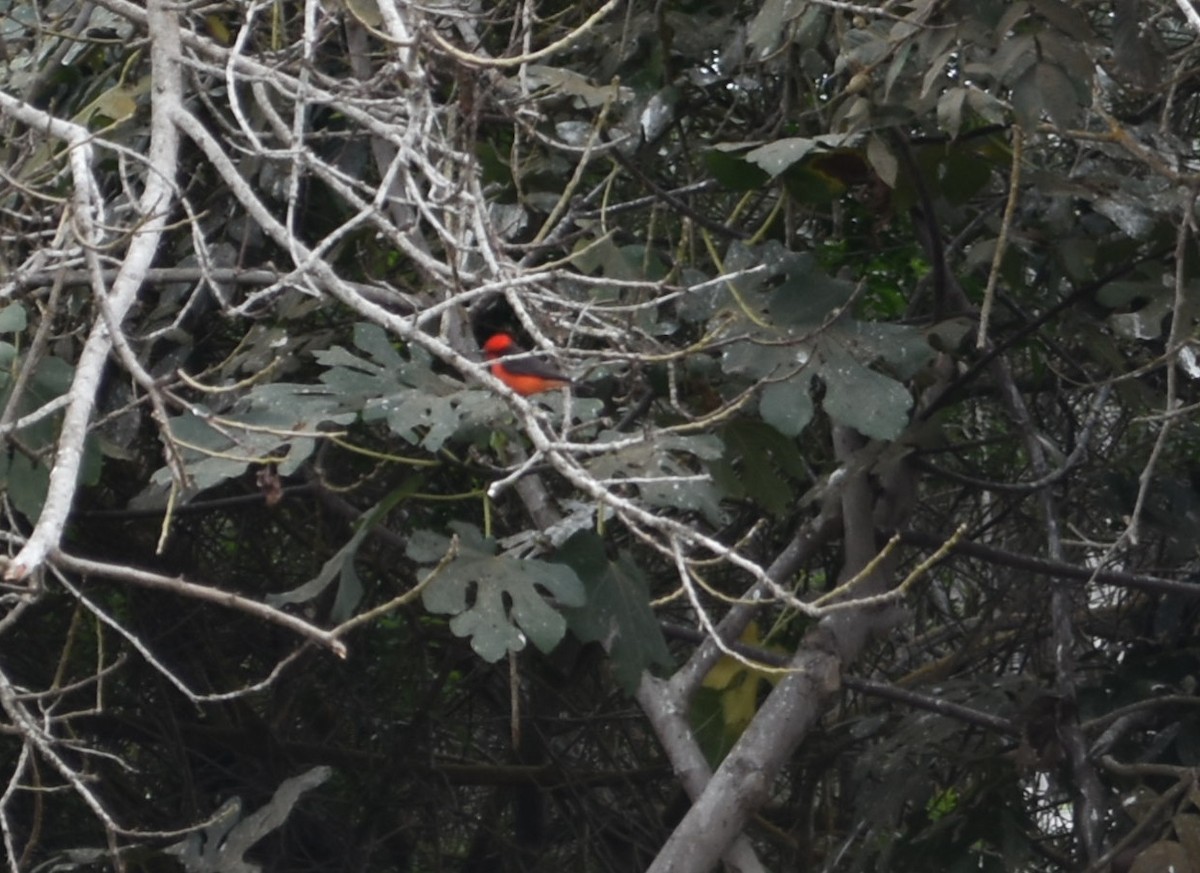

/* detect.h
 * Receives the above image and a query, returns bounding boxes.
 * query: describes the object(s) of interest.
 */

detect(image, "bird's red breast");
[483,333,574,396]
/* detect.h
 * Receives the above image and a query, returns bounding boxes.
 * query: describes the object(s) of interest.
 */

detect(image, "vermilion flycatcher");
[483,333,575,396]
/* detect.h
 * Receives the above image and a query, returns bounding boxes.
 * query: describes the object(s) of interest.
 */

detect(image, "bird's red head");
[483,333,516,359]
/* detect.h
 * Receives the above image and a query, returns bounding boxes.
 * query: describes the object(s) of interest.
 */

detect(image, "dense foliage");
[4,0,1200,871]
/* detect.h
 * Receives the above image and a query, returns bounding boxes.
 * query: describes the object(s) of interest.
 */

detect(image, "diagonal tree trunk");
[646,428,918,873]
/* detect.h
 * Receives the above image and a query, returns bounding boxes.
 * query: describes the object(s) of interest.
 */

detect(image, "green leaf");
[769,253,855,325]
[523,64,625,109]
[406,527,453,563]
[782,161,852,204]
[416,523,585,662]
[0,453,49,521]
[155,388,355,492]
[1033,61,1083,129]
[992,32,1037,85]
[680,268,729,323]
[266,542,352,611]
[937,87,968,140]
[558,532,672,692]
[266,486,416,621]
[29,355,74,401]
[366,389,500,452]
[747,0,804,55]
[1175,812,1200,860]
[166,766,331,873]
[926,318,976,353]
[1128,841,1190,873]
[0,348,90,520]
[324,334,506,451]
[759,377,814,437]
[1032,0,1093,42]
[689,686,736,765]
[0,305,26,334]
[723,239,792,295]
[704,148,770,190]
[1011,63,1052,130]
[866,134,898,187]
[966,88,1008,126]
[76,81,141,127]
[743,133,855,178]
[926,786,959,821]
[352,321,405,370]
[940,149,994,205]
[839,322,935,380]
[330,563,364,626]
[720,339,795,379]
[150,322,508,496]
[718,419,806,516]
[586,433,726,525]
[570,234,644,281]
[819,343,913,440]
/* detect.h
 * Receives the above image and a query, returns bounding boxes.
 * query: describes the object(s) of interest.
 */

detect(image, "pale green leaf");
[586,432,726,524]
[866,134,898,187]
[418,523,585,662]
[937,87,968,140]
[266,489,413,620]
[759,377,814,437]
[0,305,26,334]
[819,344,913,441]
[744,134,854,177]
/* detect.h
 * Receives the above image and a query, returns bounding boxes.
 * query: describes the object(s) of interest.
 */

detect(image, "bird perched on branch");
[483,332,575,396]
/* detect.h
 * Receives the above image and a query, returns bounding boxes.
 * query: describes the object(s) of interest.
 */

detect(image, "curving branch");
[1,0,183,582]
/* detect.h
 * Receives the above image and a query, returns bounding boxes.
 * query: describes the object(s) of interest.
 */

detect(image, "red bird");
[483,333,575,396]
